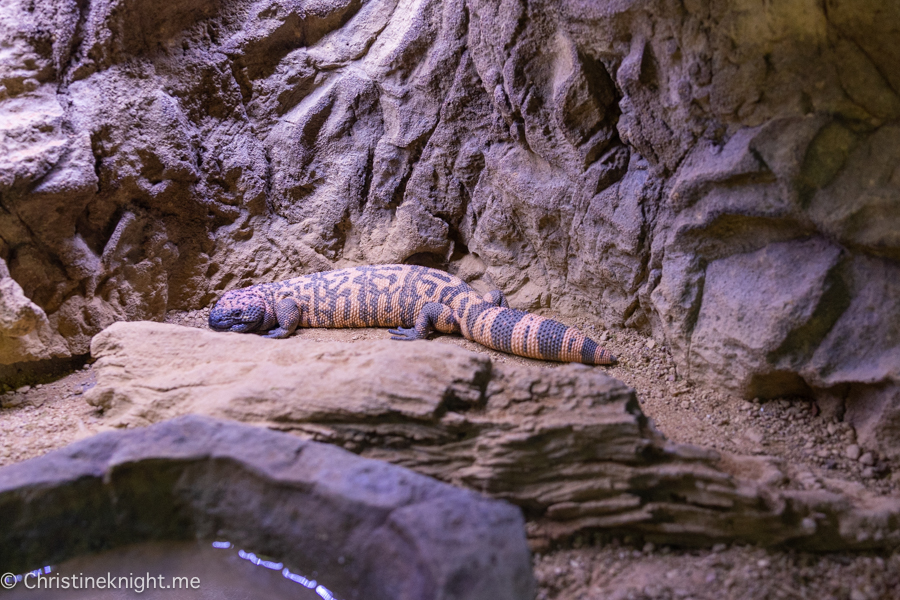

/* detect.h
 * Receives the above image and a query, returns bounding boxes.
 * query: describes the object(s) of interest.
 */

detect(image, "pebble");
[16,385,31,394]
[4,396,26,408]
[797,471,818,488]
[645,339,657,349]
[743,428,764,444]
[816,448,830,458]
[859,452,875,466]
[757,558,770,569]
[845,444,861,460]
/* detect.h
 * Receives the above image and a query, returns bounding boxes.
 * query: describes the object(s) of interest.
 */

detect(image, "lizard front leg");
[389,302,459,341]
[262,298,301,339]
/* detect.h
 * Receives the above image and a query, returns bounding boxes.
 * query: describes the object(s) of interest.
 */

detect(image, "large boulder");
[0,0,898,453]
[79,321,900,551]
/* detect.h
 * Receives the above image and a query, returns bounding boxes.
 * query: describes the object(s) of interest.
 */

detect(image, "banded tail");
[464,305,617,366]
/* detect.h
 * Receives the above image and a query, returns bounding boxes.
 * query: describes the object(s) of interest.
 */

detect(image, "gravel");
[534,543,900,600]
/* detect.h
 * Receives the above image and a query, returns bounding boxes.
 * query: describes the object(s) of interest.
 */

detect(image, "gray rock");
[859,452,875,466]
[679,238,842,398]
[846,444,861,461]
[2,394,25,408]
[0,415,536,600]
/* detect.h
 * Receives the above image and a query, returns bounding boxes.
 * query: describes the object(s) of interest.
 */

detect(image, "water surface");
[4,540,337,599]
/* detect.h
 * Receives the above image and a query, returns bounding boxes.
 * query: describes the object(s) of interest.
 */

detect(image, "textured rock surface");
[0,259,69,364]
[0,414,536,600]
[82,322,900,550]
[1,0,899,453]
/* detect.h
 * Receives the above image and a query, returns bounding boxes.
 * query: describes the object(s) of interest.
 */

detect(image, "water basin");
[4,540,338,600]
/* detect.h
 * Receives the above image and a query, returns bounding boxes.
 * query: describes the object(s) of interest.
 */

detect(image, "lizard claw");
[389,327,418,341]
[262,328,292,339]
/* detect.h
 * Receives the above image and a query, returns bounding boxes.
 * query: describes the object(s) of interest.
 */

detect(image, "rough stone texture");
[0,414,536,600]
[0,268,69,365]
[1,0,899,454]
[83,322,900,550]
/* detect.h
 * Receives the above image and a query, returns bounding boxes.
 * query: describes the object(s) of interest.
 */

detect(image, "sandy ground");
[1,309,898,599]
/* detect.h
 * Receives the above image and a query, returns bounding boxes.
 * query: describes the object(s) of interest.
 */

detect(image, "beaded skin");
[208,264,616,365]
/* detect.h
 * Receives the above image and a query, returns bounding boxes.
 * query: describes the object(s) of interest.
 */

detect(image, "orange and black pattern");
[208,264,616,365]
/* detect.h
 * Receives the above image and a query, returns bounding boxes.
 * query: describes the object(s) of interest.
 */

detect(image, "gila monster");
[208,264,616,365]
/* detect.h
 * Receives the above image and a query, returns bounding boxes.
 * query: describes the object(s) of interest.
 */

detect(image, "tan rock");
[0,276,70,365]
[0,277,40,337]
[84,322,900,550]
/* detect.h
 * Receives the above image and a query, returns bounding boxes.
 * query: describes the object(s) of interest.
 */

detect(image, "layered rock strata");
[83,322,900,550]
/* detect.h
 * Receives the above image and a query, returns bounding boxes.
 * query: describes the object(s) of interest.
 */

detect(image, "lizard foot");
[388,327,418,341]
[262,328,292,339]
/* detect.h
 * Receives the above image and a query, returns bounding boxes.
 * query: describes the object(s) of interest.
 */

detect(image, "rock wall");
[1,1,898,450]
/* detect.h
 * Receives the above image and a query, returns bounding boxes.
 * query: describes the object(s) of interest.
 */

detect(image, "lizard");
[208,264,617,365]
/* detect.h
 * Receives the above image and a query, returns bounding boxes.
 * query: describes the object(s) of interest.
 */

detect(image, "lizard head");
[208,288,267,333]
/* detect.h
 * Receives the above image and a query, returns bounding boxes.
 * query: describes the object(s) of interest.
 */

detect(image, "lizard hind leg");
[483,289,510,308]
[389,302,458,341]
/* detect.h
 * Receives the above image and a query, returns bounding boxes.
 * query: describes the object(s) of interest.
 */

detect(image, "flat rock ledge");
[84,322,900,551]
[0,414,534,600]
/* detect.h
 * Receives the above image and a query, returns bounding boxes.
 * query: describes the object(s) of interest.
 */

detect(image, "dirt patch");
[534,542,899,600]
[1,310,899,598]
[0,365,98,465]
